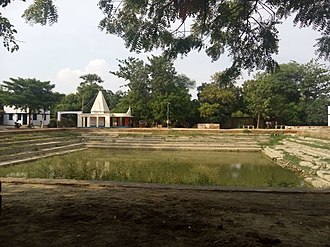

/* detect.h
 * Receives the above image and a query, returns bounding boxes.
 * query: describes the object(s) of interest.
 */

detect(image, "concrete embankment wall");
[285,126,330,139]
[262,135,330,188]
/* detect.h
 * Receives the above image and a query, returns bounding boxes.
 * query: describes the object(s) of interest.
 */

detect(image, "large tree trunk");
[41,110,45,128]
[257,112,260,129]
[28,111,32,128]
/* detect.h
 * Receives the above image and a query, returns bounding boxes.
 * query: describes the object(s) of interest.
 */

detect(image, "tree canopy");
[198,72,239,124]
[242,61,330,126]
[112,55,196,127]
[98,0,330,72]
[1,0,329,73]
[0,0,58,52]
[0,77,63,126]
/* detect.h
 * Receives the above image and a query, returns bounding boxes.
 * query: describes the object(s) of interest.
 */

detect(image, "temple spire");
[90,91,110,114]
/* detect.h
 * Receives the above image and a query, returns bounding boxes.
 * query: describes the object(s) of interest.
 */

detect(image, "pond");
[0,149,306,188]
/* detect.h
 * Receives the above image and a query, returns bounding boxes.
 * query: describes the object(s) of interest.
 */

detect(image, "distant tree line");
[1,58,329,128]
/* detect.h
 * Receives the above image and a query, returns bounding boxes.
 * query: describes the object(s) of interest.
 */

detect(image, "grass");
[265,174,297,187]
[242,129,251,134]
[0,149,305,188]
[283,153,301,166]
[259,133,287,147]
[0,152,221,185]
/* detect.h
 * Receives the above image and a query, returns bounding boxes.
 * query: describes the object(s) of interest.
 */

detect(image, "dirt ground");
[0,180,329,247]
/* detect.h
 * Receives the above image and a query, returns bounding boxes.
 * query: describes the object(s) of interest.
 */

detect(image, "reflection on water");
[0,149,306,188]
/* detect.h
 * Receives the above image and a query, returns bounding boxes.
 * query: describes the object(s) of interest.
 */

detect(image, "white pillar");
[87,117,90,127]
[77,116,83,127]
[328,106,330,126]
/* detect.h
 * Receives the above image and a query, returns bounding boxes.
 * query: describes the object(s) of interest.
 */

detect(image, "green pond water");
[0,149,306,188]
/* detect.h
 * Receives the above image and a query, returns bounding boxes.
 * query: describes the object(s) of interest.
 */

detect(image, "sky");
[1,0,329,98]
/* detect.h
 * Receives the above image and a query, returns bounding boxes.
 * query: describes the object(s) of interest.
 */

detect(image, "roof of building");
[91,91,110,114]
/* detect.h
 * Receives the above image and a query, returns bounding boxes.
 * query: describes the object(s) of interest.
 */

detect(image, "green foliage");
[22,0,58,26]
[112,55,196,127]
[79,74,104,85]
[47,118,58,128]
[284,153,301,166]
[1,77,62,114]
[55,93,81,112]
[242,129,251,134]
[266,175,296,188]
[267,134,287,146]
[242,75,272,128]
[2,0,329,72]
[0,14,19,52]
[98,0,330,73]
[0,149,305,187]
[77,74,104,112]
[197,71,240,123]
[104,90,124,110]
[242,60,330,126]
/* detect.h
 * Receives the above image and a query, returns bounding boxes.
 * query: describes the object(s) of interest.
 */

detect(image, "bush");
[48,119,58,128]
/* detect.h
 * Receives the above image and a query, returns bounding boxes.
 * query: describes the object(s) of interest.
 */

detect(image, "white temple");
[58,91,133,128]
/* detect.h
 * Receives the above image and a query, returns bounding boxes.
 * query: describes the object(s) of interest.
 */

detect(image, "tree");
[1,77,62,127]
[77,74,104,112]
[146,56,195,126]
[284,61,330,125]
[111,57,152,123]
[103,89,123,110]
[265,62,302,125]
[55,93,81,112]
[242,60,330,126]
[198,72,239,124]
[242,75,272,128]
[112,55,196,127]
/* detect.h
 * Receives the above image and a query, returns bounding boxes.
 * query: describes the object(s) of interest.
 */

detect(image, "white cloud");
[85,59,109,75]
[53,59,124,94]
[54,68,82,94]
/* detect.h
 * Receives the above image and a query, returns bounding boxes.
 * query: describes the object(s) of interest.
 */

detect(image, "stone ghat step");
[283,140,330,159]
[0,135,69,144]
[85,141,261,147]
[165,137,269,142]
[295,136,330,145]
[0,139,83,156]
[81,133,269,140]
[83,137,265,143]
[0,143,86,164]
[86,144,261,151]
[0,147,88,167]
[84,137,165,143]
[0,136,80,147]
[0,134,53,141]
[287,137,330,147]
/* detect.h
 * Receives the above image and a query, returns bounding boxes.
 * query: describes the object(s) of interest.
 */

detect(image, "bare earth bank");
[0,180,330,247]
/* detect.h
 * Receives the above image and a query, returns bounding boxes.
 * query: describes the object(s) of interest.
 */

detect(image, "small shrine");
[57,91,132,128]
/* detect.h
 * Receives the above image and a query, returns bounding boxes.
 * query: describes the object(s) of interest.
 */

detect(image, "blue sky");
[1,0,329,98]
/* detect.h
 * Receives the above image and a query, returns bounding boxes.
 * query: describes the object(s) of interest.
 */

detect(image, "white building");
[1,106,50,127]
[328,106,330,127]
[57,91,133,128]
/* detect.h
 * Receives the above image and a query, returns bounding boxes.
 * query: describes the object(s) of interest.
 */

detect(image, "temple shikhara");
[57,91,133,128]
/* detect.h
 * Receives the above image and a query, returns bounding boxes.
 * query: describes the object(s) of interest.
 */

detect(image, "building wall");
[328,106,330,127]
[2,106,50,126]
